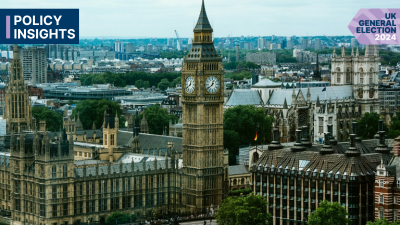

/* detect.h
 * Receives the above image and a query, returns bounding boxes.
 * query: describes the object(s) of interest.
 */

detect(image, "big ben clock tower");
[182,0,225,214]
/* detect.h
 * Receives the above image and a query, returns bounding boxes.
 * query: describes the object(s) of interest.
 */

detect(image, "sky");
[2,0,399,38]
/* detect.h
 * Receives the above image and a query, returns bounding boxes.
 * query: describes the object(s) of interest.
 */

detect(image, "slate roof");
[252,78,281,87]
[117,130,183,153]
[268,86,353,105]
[229,165,250,176]
[226,89,263,106]
[251,139,393,182]
[194,0,212,31]
[76,130,103,138]
[74,153,183,178]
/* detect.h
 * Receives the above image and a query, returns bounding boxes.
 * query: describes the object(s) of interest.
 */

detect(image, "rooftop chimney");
[269,128,283,150]
[327,124,337,145]
[345,134,360,157]
[301,126,312,147]
[291,130,306,152]
[320,132,334,154]
[375,130,389,154]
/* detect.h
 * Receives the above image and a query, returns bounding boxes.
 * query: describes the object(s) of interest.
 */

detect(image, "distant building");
[244,42,251,50]
[167,38,175,47]
[281,39,287,49]
[147,44,153,53]
[124,43,135,53]
[236,45,240,61]
[114,40,123,52]
[287,40,293,49]
[257,37,265,49]
[293,49,317,63]
[301,39,308,49]
[270,43,280,50]
[351,38,359,48]
[246,52,276,65]
[19,47,47,84]
[315,39,322,50]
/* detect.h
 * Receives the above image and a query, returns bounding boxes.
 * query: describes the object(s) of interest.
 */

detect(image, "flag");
[254,132,258,141]
[322,87,326,92]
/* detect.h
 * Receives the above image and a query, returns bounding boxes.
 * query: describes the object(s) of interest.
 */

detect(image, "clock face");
[185,76,195,93]
[205,76,220,93]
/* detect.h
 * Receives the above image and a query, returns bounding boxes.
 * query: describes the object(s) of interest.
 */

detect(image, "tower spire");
[13,44,19,59]
[194,0,212,32]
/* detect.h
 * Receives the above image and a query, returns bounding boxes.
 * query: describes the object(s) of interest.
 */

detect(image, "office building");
[287,40,293,50]
[114,41,123,52]
[147,44,153,53]
[19,47,47,84]
[301,39,308,49]
[246,52,276,65]
[124,43,135,53]
[244,42,251,50]
[314,39,322,50]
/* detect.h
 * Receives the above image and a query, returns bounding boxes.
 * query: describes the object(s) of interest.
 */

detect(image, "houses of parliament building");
[0,1,229,225]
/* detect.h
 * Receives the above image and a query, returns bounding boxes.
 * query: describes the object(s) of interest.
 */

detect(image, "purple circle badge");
[348,9,400,45]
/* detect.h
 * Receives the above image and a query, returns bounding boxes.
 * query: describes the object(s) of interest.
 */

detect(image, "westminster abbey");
[0,1,229,225]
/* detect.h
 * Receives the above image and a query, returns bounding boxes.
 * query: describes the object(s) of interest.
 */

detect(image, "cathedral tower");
[331,45,380,115]
[182,0,225,214]
[4,44,32,133]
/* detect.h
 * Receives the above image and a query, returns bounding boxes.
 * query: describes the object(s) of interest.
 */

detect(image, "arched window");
[63,164,67,178]
[241,178,245,185]
[397,179,400,188]
[233,180,237,185]
[52,165,57,178]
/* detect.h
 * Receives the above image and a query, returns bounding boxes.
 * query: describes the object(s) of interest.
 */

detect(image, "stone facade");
[3,45,32,133]
[0,2,230,224]
[181,0,228,214]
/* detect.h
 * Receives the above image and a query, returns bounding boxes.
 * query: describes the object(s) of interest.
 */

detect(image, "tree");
[71,99,126,130]
[308,200,351,225]
[224,105,274,165]
[216,193,272,225]
[170,77,181,87]
[225,71,252,80]
[367,219,400,225]
[157,78,171,91]
[224,130,240,164]
[357,112,387,139]
[135,79,150,89]
[106,212,136,225]
[80,72,181,88]
[388,112,400,138]
[139,104,178,135]
[237,61,260,69]
[32,107,63,132]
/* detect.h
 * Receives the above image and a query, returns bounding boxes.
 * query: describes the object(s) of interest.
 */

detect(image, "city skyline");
[3,0,398,38]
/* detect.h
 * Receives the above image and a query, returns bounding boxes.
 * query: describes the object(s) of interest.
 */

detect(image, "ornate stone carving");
[369,90,375,98]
